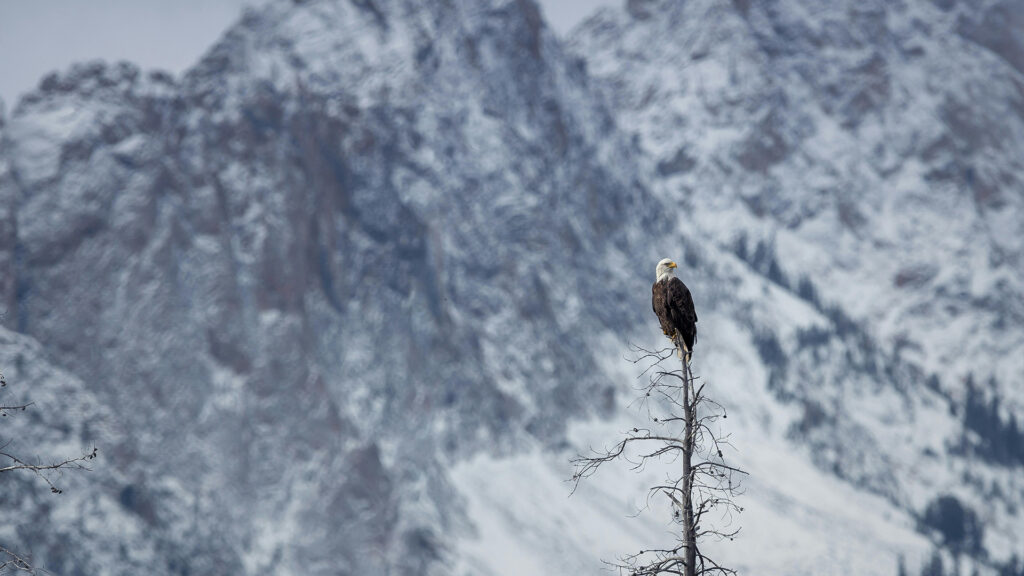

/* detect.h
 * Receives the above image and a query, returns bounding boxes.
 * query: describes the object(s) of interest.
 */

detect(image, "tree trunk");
[681,356,696,576]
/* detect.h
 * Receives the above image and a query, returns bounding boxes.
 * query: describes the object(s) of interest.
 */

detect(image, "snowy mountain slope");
[0,0,1020,574]
[451,419,930,576]
[448,239,960,575]
[571,0,1024,393]
[0,105,16,319]
[0,326,207,575]
[569,0,1024,569]
[0,0,671,573]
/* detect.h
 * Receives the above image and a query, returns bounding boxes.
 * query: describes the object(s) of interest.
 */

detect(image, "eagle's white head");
[655,258,678,282]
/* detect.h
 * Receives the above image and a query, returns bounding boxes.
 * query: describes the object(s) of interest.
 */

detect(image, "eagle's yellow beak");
[668,262,677,269]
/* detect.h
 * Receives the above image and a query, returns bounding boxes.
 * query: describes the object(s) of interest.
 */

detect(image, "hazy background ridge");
[0,0,616,107]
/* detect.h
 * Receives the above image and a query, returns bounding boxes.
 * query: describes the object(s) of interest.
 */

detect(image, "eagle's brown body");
[652,274,698,363]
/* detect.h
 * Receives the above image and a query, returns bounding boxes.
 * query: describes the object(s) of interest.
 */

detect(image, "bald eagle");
[652,258,697,364]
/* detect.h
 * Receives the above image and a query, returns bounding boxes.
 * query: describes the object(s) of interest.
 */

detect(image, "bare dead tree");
[0,369,98,574]
[0,545,31,575]
[572,345,746,576]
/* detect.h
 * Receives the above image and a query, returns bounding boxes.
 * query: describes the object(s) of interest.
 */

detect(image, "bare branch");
[0,402,33,416]
[0,369,101,574]
[571,344,746,576]
[0,544,34,574]
[0,446,98,495]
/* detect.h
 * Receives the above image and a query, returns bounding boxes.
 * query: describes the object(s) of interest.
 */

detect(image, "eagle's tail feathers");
[674,336,691,364]
[667,334,692,360]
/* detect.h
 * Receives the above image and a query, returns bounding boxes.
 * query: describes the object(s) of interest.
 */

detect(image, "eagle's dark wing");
[652,281,673,336]
[666,277,697,351]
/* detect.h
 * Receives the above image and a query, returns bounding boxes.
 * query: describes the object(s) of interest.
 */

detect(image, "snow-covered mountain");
[570,0,1024,570]
[0,0,1021,574]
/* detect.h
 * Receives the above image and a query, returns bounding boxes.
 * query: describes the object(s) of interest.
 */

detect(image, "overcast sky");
[0,0,617,109]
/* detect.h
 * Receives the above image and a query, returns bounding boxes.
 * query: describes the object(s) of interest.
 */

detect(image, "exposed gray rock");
[571,0,1024,567]
[2,0,1023,573]
[1,1,664,573]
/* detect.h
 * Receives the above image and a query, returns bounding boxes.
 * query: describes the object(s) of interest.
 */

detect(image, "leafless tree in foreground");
[572,345,746,576]
[0,369,98,574]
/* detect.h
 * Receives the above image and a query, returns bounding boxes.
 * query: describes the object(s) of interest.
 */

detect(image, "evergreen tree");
[919,549,945,576]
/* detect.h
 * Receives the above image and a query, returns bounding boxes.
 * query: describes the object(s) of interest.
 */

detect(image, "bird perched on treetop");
[652,258,698,364]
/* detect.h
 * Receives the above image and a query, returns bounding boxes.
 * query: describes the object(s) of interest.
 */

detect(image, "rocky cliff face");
[572,0,1024,389]
[0,0,1021,574]
[0,1,666,574]
[570,0,1024,570]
